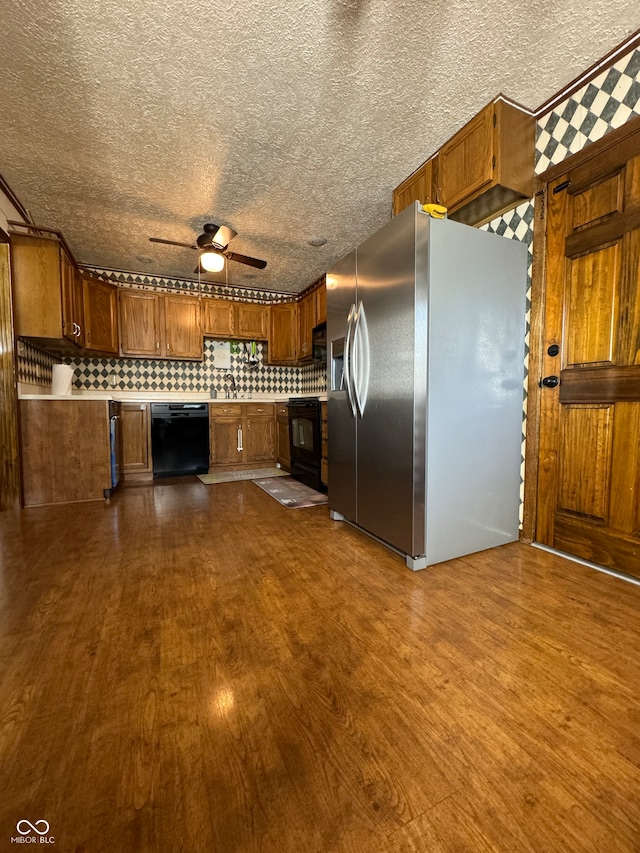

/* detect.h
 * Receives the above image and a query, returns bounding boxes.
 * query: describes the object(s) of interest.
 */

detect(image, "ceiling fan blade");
[149,237,198,249]
[224,251,267,269]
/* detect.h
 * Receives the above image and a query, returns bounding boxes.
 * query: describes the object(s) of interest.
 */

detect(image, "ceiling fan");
[149,223,267,272]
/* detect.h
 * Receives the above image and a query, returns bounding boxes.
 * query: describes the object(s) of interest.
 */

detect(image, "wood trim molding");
[0,242,22,510]
[560,366,640,403]
[521,188,547,542]
[534,29,640,119]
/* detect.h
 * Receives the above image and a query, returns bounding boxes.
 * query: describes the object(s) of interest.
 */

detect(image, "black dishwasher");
[151,403,209,477]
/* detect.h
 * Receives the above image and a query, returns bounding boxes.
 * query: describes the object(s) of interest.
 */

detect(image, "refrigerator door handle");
[352,301,370,417]
[344,303,357,417]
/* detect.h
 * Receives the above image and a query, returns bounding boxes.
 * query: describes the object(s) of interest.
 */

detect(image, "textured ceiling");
[0,1,637,293]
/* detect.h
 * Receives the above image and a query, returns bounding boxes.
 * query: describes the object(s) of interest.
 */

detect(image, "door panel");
[558,405,612,520]
[565,243,620,366]
[537,141,640,578]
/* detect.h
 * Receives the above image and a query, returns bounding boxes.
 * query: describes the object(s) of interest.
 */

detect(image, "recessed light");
[135,254,153,264]
[307,237,327,247]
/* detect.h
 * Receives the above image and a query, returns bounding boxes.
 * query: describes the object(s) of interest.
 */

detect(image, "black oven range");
[287,397,323,492]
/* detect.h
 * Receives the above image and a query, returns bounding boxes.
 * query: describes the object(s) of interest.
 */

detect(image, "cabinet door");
[315,282,327,325]
[164,294,202,359]
[298,292,316,361]
[20,400,111,506]
[202,298,235,337]
[237,303,268,340]
[393,158,436,215]
[268,302,298,363]
[438,105,494,211]
[210,415,244,466]
[119,291,161,357]
[120,403,151,472]
[276,405,290,470]
[82,276,118,354]
[60,250,84,345]
[245,405,275,464]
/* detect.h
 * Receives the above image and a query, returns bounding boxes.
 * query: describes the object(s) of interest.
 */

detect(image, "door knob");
[540,375,559,388]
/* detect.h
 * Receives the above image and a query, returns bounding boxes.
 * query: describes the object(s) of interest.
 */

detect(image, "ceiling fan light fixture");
[200,250,225,272]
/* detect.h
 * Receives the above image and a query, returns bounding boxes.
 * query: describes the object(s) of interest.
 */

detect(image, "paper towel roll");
[52,364,75,396]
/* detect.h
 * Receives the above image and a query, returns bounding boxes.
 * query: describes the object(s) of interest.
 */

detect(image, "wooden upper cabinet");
[393,157,437,216]
[164,294,202,359]
[11,234,83,350]
[236,303,267,340]
[82,275,118,354]
[60,251,84,346]
[268,302,298,364]
[201,299,268,341]
[202,299,235,337]
[298,291,316,361]
[438,98,534,226]
[119,290,161,357]
[119,291,201,359]
[315,279,327,325]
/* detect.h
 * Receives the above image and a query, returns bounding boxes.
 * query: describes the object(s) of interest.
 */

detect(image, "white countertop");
[18,390,327,403]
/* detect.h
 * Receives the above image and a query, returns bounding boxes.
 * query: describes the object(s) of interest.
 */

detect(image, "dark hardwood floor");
[0,478,639,852]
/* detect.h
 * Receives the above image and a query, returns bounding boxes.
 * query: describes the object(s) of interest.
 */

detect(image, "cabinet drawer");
[246,403,274,416]
[210,403,243,417]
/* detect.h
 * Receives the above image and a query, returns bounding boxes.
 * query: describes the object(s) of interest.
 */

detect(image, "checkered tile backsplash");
[68,338,325,396]
[536,48,640,173]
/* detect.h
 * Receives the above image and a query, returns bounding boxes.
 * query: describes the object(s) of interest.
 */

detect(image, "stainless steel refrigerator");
[327,202,527,570]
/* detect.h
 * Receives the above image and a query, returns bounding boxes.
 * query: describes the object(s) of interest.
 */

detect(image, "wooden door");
[210,411,243,466]
[237,303,267,340]
[119,290,161,357]
[244,404,275,464]
[438,104,493,210]
[315,280,327,325]
[82,276,118,354]
[60,249,83,345]
[164,294,202,359]
[120,403,151,472]
[268,302,298,363]
[392,157,436,216]
[275,404,290,470]
[537,129,640,579]
[202,298,235,337]
[298,292,315,361]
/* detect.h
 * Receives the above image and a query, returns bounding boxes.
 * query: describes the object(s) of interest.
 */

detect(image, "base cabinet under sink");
[209,403,275,469]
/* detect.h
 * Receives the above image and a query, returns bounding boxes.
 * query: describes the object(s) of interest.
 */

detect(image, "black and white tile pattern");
[536,48,640,173]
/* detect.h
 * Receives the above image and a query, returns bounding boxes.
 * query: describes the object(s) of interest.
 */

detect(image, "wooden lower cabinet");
[120,402,152,478]
[321,401,328,487]
[276,403,290,470]
[245,403,275,464]
[209,403,275,469]
[210,404,244,466]
[20,399,115,506]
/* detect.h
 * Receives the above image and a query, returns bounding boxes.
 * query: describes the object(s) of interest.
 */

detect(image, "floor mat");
[198,467,288,485]
[253,476,328,508]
